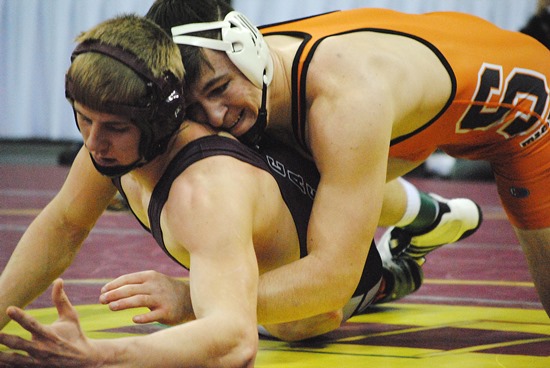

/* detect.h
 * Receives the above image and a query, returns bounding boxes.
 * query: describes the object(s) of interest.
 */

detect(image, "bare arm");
[106,166,260,367]
[256,53,395,324]
[256,114,390,323]
[0,156,261,367]
[0,148,116,329]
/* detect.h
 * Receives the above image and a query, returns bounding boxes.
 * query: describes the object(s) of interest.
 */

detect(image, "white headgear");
[171,11,273,88]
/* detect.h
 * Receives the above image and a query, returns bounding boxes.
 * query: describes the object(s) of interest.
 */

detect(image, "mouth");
[227,111,244,135]
[92,155,118,167]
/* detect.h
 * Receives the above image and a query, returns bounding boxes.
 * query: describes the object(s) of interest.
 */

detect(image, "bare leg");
[381,158,426,227]
[379,179,408,226]
[514,226,550,317]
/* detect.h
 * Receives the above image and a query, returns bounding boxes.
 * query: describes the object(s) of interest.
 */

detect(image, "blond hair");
[67,14,184,113]
[66,14,186,166]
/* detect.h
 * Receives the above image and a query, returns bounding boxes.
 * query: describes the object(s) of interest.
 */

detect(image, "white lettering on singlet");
[520,119,549,147]
[265,155,316,200]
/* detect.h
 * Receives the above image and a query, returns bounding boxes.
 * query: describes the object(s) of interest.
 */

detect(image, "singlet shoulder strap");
[148,135,270,266]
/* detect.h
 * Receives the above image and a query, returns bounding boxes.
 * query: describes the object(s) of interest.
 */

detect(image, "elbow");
[233,337,258,368]
[210,324,258,368]
[232,326,258,368]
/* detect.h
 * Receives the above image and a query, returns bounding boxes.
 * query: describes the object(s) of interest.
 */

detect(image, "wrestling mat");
[1,164,549,367]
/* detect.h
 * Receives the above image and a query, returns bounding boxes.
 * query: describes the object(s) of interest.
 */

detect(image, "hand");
[100,270,195,325]
[0,279,103,367]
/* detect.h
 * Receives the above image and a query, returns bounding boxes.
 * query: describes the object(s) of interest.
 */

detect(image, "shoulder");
[173,153,266,194]
[160,154,270,253]
[163,154,270,222]
[309,32,405,85]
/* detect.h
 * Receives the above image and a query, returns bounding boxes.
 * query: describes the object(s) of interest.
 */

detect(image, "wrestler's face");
[74,102,141,169]
[185,49,262,137]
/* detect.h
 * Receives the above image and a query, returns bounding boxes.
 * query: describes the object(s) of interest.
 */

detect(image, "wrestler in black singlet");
[112,134,382,318]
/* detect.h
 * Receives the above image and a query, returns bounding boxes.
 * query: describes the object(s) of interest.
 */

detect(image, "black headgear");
[65,40,185,177]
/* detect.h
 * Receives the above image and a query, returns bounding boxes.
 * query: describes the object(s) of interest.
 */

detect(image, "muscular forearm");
[256,253,358,324]
[0,279,257,367]
[96,316,257,367]
[0,211,86,329]
[256,172,381,324]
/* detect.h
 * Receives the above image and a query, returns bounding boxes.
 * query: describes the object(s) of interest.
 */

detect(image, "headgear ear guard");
[65,40,185,176]
[171,11,273,88]
[171,11,271,147]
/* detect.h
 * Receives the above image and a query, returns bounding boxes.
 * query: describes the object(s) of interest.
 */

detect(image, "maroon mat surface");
[1,164,547,359]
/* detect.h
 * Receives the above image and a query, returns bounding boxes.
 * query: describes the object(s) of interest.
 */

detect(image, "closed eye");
[76,112,91,125]
[106,124,131,133]
[209,81,229,97]
[101,119,135,133]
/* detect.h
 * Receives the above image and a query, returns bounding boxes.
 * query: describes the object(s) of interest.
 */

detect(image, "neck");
[262,38,299,145]
[128,123,216,187]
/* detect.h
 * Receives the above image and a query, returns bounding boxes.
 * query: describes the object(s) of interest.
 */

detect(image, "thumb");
[52,278,77,321]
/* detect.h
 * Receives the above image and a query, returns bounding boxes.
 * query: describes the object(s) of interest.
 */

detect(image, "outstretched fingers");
[0,280,101,367]
[0,318,55,367]
[0,349,38,367]
[0,330,42,358]
[5,306,53,342]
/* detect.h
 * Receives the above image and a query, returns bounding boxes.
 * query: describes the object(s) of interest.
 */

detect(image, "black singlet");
[112,135,381,303]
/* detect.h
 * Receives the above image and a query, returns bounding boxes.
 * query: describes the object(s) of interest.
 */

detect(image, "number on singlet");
[457,63,549,139]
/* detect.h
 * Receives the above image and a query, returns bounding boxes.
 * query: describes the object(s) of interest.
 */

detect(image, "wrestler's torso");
[261,8,550,164]
[112,132,317,274]
[114,132,383,310]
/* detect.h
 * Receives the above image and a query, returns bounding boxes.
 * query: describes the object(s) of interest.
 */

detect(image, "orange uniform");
[261,8,550,229]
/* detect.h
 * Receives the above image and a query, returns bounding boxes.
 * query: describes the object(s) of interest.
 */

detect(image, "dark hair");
[146,0,234,87]
[521,7,550,50]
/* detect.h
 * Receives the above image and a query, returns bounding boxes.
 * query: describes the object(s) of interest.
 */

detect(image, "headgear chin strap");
[65,40,185,178]
[238,80,268,147]
[90,155,146,178]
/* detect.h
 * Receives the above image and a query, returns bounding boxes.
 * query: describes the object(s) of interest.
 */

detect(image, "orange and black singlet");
[261,8,550,229]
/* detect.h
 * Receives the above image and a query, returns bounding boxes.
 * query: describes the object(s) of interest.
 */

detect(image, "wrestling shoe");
[378,194,482,265]
[374,255,423,304]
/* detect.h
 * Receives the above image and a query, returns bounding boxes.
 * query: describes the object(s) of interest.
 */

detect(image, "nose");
[83,124,108,155]
[202,100,227,128]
